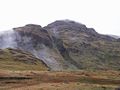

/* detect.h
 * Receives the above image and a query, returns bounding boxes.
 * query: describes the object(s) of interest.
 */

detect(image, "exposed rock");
[44,20,120,70]
[13,24,71,71]
[14,24,53,48]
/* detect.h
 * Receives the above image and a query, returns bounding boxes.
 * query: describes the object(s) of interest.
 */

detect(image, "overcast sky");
[0,0,120,35]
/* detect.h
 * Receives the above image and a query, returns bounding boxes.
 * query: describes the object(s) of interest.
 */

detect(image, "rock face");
[44,20,120,70]
[0,20,120,71]
[13,24,70,70]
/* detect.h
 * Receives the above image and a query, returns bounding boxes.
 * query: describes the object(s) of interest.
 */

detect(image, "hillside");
[0,20,120,71]
[0,70,120,90]
[0,20,120,89]
[44,20,120,70]
[0,48,48,71]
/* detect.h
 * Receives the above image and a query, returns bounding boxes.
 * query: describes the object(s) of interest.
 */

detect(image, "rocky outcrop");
[14,24,53,48]
[13,24,71,71]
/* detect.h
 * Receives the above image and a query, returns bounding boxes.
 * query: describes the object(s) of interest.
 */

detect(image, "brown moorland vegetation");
[0,70,120,90]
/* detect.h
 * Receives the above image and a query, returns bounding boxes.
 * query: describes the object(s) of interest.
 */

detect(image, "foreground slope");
[0,48,48,71]
[0,71,120,90]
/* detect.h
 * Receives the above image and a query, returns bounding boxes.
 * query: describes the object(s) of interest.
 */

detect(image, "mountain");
[108,34,120,39]
[44,20,120,70]
[0,20,120,71]
[13,24,70,70]
[0,48,48,71]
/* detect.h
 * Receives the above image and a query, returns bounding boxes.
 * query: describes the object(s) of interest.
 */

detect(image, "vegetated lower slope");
[0,48,48,71]
[0,70,120,90]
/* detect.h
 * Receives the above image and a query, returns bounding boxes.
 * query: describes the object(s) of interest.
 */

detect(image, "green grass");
[0,48,48,71]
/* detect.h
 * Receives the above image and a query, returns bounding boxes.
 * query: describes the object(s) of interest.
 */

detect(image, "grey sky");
[0,0,120,35]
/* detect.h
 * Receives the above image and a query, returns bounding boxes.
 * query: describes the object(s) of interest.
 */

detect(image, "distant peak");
[44,19,87,31]
[25,24,42,28]
[44,19,98,35]
[49,19,84,26]
[61,19,83,24]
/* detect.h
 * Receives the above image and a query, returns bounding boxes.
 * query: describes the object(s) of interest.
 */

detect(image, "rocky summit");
[0,20,120,71]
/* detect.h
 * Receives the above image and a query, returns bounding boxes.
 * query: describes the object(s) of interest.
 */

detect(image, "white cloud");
[0,0,120,35]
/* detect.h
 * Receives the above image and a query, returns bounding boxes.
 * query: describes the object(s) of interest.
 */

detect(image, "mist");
[0,30,64,70]
[0,30,17,49]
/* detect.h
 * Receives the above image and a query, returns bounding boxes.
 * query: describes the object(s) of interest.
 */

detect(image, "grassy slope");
[57,31,120,70]
[0,70,120,90]
[0,48,48,71]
